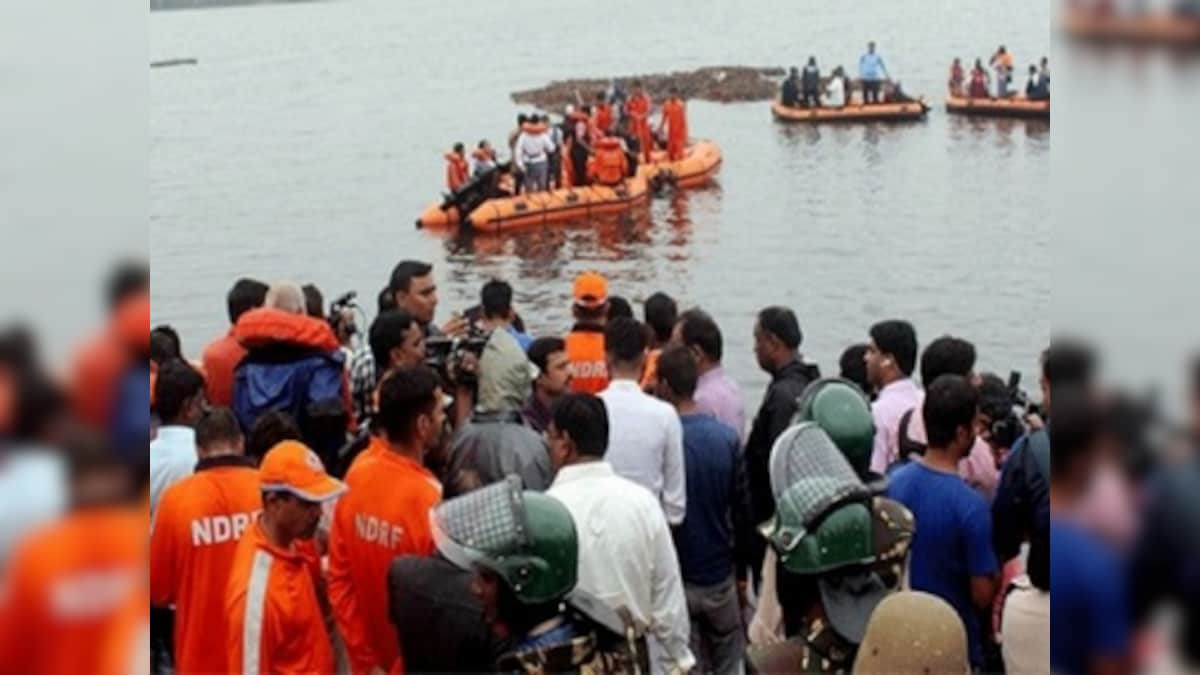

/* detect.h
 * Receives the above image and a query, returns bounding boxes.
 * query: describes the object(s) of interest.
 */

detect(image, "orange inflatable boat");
[771,99,929,123]
[1062,11,1200,45]
[639,141,723,189]
[945,95,1050,119]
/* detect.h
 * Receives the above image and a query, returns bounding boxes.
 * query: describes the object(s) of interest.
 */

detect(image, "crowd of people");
[779,41,917,109]
[442,81,690,197]
[136,251,1187,675]
[949,47,1050,100]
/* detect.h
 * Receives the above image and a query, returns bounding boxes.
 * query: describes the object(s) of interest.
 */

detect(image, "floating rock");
[511,66,786,110]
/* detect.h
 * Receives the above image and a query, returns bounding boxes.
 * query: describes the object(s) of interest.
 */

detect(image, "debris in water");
[511,66,786,110]
[151,58,199,68]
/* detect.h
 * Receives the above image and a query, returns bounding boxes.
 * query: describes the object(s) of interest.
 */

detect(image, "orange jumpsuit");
[225,519,333,675]
[444,153,469,192]
[0,507,148,675]
[328,436,442,674]
[594,103,613,134]
[659,97,688,161]
[151,458,261,675]
[625,93,653,163]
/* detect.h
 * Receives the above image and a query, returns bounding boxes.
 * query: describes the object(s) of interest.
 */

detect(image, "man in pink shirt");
[865,320,921,474]
[899,336,1000,499]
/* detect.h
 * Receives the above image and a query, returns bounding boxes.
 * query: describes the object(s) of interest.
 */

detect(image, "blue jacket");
[233,345,347,467]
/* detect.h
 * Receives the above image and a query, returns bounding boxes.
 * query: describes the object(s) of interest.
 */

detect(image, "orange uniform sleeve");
[326,500,381,673]
[149,491,178,607]
[0,545,39,675]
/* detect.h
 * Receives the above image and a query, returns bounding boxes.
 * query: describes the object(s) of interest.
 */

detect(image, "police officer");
[748,423,915,674]
[431,476,649,674]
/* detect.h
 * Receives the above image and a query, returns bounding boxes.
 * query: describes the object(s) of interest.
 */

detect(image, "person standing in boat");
[514,117,555,193]
[858,41,890,104]
[545,115,564,190]
[445,143,469,193]
[1038,57,1050,98]
[801,57,822,107]
[624,80,653,164]
[949,57,965,97]
[990,45,1015,97]
[471,140,497,177]
[508,114,526,195]
[657,88,688,162]
[780,67,801,107]
[969,59,991,98]
[824,66,847,108]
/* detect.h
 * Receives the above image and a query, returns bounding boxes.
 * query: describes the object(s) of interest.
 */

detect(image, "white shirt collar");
[154,425,195,443]
[551,461,613,487]
[879,378,918,396]
[604,379,642,393]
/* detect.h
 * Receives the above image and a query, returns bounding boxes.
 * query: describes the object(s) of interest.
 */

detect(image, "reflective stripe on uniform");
[242,550,272,675]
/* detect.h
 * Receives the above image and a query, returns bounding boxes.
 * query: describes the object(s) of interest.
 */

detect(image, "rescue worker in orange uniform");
[0,435,148,675]
[565,272,610,394]
[445,142,470,193]
[225,440,346,675]
[593,90,614,135]
[151,407,261,675]
[624,80,654,164]
[328,365,445,675]
[586,136,630,187]
[658,88,689,162]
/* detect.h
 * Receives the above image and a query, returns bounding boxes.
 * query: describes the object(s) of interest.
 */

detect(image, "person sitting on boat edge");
[472,140,497,177]
[445,143,470,193]
[801,57,822,107]
[781,67,801,107]
[823,66,847,108]
[949,57,965,97]
[587,136,630,188]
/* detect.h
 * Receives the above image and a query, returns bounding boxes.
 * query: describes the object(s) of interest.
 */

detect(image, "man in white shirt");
[514,116,556,193]
[546,393,695,674]
[149,359,206,525]
[864,319,921,474]
[598,317,686,525]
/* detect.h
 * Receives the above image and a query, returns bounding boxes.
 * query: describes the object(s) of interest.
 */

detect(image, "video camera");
[425,325,489,387]
[327,291,361,342]
[979,371,1043,450]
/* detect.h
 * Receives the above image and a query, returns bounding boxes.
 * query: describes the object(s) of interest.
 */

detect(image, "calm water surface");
[151,0,1049,402]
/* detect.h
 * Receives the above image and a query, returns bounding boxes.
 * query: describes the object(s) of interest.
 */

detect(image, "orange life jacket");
[625,93,650,125]
[445,153,469,191]
[594,103,613,133]
[565,326,608,394]
[587,137,628,185]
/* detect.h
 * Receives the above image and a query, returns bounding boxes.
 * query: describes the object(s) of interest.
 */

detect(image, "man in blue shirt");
[655,346,753,675]
[858,41,890,104]
[479,279,533,351]
[1050,386,1130,675]
[886,374,997,669]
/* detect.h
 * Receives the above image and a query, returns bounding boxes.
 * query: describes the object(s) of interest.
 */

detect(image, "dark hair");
[528,336,566,374]
[656,346,698,399]
[869,320,918,376]
[196,407,243,450]
[976,372,1012,420]
[922,375,979,448]
[154,358,204,423]
[106,260,149,311]
[481,280,514,320]
[150,325,182,364]
[378,286,396,313]
[389,260,433,294]
[478,139,489,149]
[604,317,647,364]
[227,278,269,325]
[838,343,870,393]
[302,284,324,318]
[607,296,633,321]
[596,91,606,101]
[369,310,418,371]
[376,365,441,442]
[1042,340,1095,387]
[757,306,802,350]
[1049,385,1099,482]
[246,411,302,463]
[920,336,977,386]
[551,394,609,458]
[677,309,723,362]
[518,114,528,124]
[453,142,464,154]
[643,293,678,344]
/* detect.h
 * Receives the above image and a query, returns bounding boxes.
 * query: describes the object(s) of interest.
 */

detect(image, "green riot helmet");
[432,475,578,605]
[759,422,873,569]
[795,378,876,479]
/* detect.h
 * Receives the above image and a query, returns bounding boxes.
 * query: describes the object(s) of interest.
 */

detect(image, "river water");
[151,0,1049,400]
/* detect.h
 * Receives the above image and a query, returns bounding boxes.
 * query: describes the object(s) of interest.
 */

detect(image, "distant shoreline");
[151,0,323,12]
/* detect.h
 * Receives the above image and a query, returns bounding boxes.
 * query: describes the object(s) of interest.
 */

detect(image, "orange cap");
[573,272,609,308]
[259,440,346,502]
